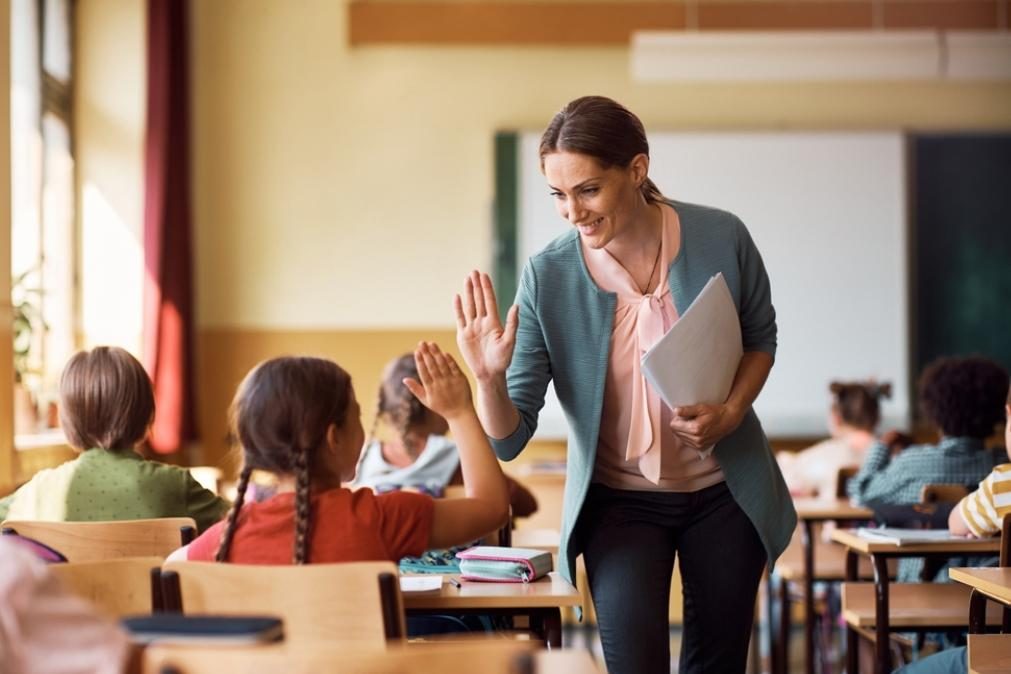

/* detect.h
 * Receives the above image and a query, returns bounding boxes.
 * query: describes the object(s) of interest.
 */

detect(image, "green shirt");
[0,448,229,533]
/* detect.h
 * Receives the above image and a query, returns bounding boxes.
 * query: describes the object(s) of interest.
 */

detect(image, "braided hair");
[371,353,429,452]
[216,356,353,564]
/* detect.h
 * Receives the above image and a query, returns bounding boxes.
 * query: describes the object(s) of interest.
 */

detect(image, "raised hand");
[454,271,519,382]
[402,342,473,420]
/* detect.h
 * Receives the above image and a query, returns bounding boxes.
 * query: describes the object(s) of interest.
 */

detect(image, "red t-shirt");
[186,487,434,564]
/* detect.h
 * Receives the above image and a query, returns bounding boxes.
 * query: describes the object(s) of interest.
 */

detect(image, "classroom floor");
[560,624,808,673]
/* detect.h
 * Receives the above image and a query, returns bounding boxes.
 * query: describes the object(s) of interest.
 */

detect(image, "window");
[10,0,75,438]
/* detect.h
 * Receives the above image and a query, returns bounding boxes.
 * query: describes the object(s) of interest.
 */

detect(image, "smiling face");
[542,151,648,250]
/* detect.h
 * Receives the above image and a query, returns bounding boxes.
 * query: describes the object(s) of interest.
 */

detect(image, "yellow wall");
[188,0,1011,465]
[70,0,1011,467]
[75,0,146,354]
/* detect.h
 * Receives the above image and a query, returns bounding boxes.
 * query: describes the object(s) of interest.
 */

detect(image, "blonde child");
[0,346,228,532]
[174,342,510,563]
[354,352,537,517]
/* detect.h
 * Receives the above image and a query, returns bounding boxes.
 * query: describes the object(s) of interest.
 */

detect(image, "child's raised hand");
[402,342,473,420]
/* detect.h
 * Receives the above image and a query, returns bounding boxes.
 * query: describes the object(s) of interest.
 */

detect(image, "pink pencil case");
[455,546,553,583]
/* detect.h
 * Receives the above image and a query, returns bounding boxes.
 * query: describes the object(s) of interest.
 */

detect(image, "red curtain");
[143,0,195,455]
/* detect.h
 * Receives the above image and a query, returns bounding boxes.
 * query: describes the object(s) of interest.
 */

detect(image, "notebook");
[456,546,553,583]
[121,615,284,644]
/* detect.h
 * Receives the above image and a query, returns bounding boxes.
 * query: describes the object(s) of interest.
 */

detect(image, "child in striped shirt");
[949,386,1011,537]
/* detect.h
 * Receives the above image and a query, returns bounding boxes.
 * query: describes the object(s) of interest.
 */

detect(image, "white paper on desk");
[399,575,443,593]
[856,528,983,546]
[641,273,742,460]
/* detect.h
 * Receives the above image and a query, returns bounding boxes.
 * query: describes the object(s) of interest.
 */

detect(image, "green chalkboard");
[911,134,1011,383]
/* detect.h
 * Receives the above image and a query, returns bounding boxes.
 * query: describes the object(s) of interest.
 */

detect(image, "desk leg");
[968,589,987,635]
[845,550,858,674]
[779,572,791,674]
[766,572,781,674]
[532,608,562,649]
[802,520,816,674]
[872,554,890,674]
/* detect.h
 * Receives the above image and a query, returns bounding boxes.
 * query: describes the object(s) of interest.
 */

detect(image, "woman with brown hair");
[454,96,795,673]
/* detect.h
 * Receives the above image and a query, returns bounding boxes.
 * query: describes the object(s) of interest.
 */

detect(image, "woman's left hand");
[669,403,742,450]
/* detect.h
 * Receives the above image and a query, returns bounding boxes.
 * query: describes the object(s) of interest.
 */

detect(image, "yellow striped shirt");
[959,463,1011,537]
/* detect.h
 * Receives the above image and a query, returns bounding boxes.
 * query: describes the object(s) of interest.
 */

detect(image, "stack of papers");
[856,528,984,546]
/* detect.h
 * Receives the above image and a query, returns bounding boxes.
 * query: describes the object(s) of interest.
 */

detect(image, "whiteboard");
[515,131,909,438]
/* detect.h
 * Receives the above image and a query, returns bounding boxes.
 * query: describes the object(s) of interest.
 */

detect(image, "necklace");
[605,227,663,295]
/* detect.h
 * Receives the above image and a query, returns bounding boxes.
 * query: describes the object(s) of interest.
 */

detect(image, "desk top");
[831,529,1001,555]
[968,634,1011,674]
[402,573,582,610]
[793,498,873,521]
[949,567,1011,604]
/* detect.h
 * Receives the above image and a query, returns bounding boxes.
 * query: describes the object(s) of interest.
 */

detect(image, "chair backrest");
[49,556,164,617]
[161,561,405,646]
[834,466,859,499]
[919,483,970,505]
[143,640,538,674]
[0,518,197,561]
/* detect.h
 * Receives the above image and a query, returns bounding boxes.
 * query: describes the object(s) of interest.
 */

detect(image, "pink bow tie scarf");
[624,288,673,485]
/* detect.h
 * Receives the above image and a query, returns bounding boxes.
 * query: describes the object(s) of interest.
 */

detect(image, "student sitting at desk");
[848,356,1008,581]
[895,386,1011,674]
[353,352,538,518]
[949,385,1011,538]
[171,342,510,564]
[0,346,228,532]
[848,356,1007,507]
[778,380,889,498]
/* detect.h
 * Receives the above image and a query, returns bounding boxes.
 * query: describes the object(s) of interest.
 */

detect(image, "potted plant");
[11,268,46,433]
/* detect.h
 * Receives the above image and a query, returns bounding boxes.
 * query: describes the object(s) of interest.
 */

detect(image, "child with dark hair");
[848,357,1008,507]
[174,342,510,564]
[353,353,538,517]
[0,346,228,532]
[778,380,890,497]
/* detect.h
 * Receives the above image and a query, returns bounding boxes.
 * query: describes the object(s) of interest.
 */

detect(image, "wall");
[189,0,1011,467]
[75,0,146,354]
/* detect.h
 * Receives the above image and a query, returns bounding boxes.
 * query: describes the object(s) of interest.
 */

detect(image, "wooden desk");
[402,573,582,648]
[780,498,873,674]
[141,641,599,673]
[968,634,1011,674]
[949,567,1011,633]
[832,529,1001,674]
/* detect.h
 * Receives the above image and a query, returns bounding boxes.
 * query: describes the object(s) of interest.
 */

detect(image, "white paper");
[640,273,743,459]
[399,575,444,593]
[856,528,984,546]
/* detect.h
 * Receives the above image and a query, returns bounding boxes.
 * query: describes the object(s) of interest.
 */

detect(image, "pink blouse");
[582,203,725,492]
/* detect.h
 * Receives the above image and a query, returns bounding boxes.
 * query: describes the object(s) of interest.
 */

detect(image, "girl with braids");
[777,380,891,498]
[173,342,510,564]
[353,353,538,517]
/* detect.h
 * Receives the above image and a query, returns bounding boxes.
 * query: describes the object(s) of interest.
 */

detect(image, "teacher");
[454,96,796,673]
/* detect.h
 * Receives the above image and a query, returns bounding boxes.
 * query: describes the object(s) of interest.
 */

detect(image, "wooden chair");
[1,518,197,561]
[49,556,165,616]
[919,483,970,505]
[967,514,1011,634]
[160,561,406,646]
[835,465,860,499]
[142,641,557,674]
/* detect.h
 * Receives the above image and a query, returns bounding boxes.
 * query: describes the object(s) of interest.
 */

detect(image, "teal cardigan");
[491,200,797,585]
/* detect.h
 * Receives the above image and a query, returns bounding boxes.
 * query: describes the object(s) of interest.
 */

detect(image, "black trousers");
[577,481,767,674]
